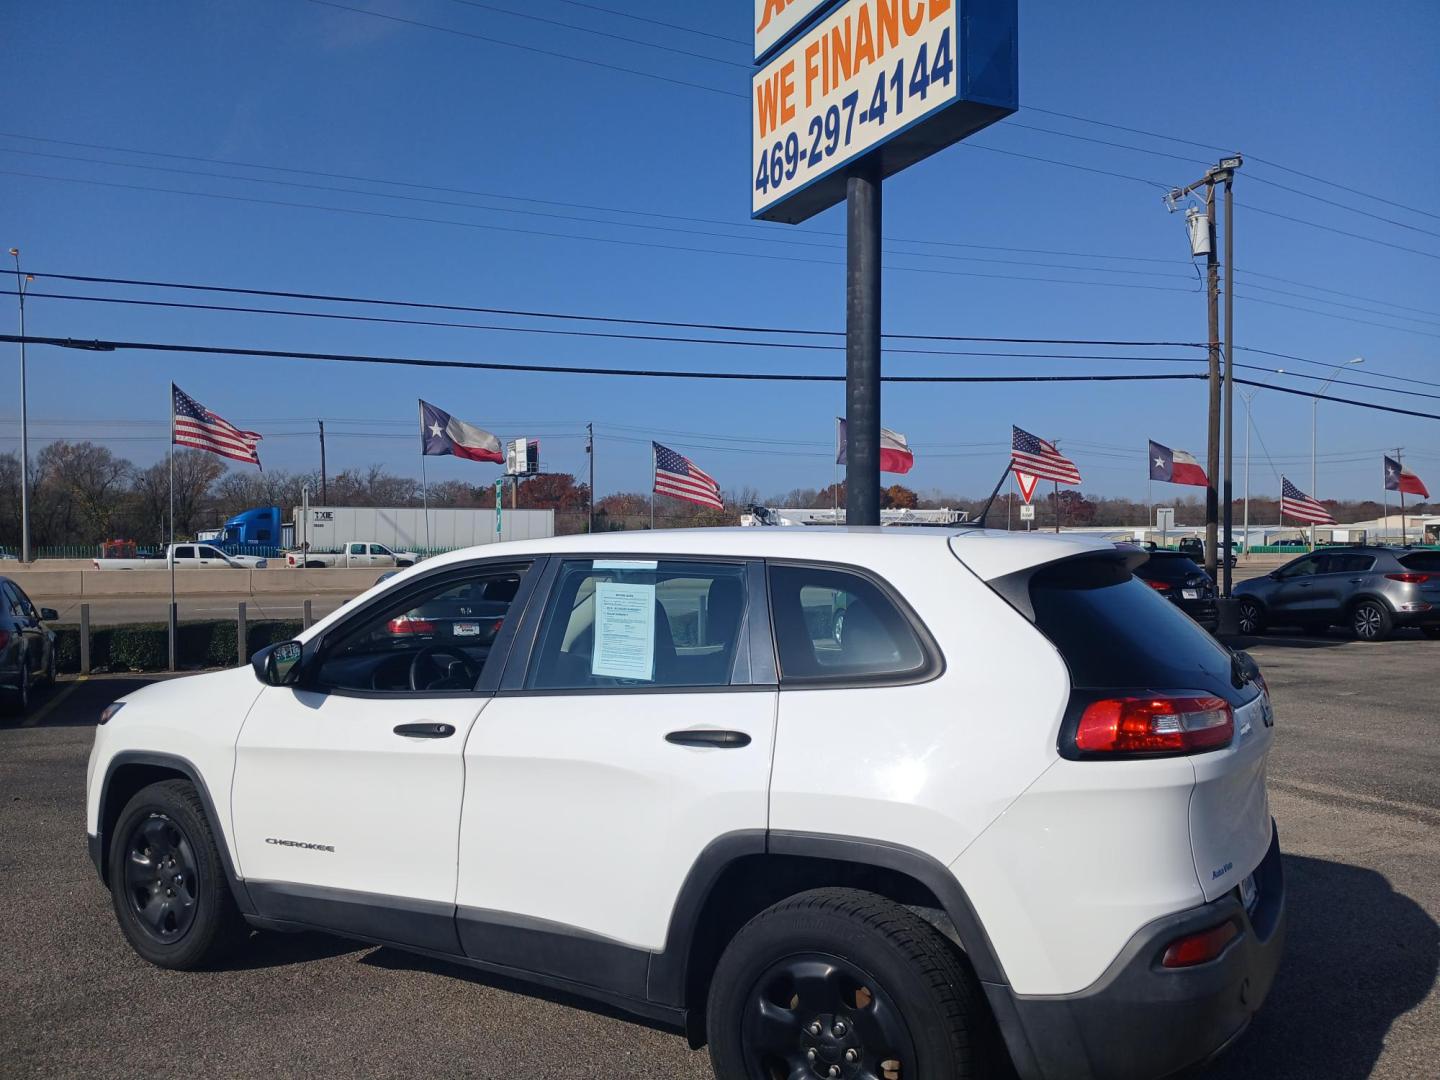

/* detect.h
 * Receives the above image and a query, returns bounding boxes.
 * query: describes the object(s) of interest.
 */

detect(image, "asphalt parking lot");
[2,632,1436,1080]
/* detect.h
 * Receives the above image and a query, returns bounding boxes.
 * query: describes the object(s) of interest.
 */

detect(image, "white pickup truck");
[285,542,419,569]
[92,544,268,570]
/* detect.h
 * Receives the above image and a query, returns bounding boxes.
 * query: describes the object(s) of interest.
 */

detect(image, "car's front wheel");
[1237,598,1265,636]
[706,888,990,1080]
[108,779,249,969]
[1351,600,1393,642]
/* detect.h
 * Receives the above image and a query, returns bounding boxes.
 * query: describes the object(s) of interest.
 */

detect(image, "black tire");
[304,560,324,569]
[1237,599,1265,636]
[4,671,31,716]
[1351,599,1393,642]
[42,648,57,687]
[706,888,989,1080]
[107,779,249,970]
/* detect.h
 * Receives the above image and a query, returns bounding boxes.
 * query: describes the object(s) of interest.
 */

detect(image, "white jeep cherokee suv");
[86,528,1284,1080]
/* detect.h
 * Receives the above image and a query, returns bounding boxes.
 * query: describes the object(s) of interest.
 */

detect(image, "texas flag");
[1385,455,1429,498]
[419,399,503,463]
[836,418,915,474]
[1148,439,1208,487]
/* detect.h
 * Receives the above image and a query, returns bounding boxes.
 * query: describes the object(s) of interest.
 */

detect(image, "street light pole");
[9,248,32,564]
[1311,357,1364,548]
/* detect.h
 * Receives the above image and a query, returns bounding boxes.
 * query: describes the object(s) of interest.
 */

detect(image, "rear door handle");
[666,729,751,749]
[1349,578,1365,583]
[394,722,455,738]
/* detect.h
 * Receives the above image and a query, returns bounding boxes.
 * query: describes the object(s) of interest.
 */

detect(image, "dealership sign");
[752,0,1017,223]
[755,0,837,62]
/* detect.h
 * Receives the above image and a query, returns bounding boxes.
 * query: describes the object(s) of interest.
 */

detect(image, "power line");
[1235,268,1440,321]
[1244,172,1440,239]
[550,0,748,46]
[7,287,1216,364]
[16,269,1208,345]
[1236,201,1440,261]
[1236,345,1440,391]
[300,0,747,98]
[438,0,749,67]
[0,144,1197,280]
[2,332,1208,385]
[1026,106,1440,224]
[1234,292,1440,340]
[0,130,1190,266]
[0,169,1201,293]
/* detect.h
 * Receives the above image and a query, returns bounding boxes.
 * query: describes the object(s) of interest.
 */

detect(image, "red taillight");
[0,630,9,650]
[1161,921,1239,967]
[489,618,504,636]
[387,615,437,635]
[1075,694,1234,755]
[1144,578,1172,591]
[1386,572,1431,584]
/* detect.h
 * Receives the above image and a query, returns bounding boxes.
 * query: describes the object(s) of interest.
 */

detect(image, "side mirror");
[252,640,304,687]
[40,608,59,622]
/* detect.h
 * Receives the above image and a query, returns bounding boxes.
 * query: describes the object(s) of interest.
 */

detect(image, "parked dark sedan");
[1234,546,1440,640]
[1,577,59,715]
[1131,551,1219,631]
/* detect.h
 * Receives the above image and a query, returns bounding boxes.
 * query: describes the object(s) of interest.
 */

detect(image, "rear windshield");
[1136,554,1206,581]
[1399,552,1440,571]
[1028,556,1244,702]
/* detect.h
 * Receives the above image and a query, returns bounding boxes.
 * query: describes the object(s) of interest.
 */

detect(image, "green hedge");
[53,620,303,674]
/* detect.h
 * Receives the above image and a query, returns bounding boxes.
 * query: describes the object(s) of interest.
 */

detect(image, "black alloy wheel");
[744,954,914,1080]
[122,813,201,944]
[1237,599,1263,636]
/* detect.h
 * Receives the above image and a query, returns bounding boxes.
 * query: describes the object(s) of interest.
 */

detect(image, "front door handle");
[394,722,455,738]
[666,729,751,749]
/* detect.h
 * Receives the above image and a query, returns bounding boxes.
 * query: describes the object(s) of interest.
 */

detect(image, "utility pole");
[1166,155,1242,592]
[8,248,31,563]
[317,420,328,505]
[586,422,594,533]
[844,163,882,528]
[1221,161,1240,599]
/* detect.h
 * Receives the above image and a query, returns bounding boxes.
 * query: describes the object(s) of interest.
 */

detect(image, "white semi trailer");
[293,506,555,552]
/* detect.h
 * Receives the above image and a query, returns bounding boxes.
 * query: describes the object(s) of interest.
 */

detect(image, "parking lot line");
[21,675,88,727]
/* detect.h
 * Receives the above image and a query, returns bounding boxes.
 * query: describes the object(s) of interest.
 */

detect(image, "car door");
[196,545,228,568]
[231,557,539,953]
[172,544,197,569]
[368,544,394,566]
[1270,554,1327,619]
[2,582,42,684]
[346,541,369,567]
[454,556,776,994]
[1318,553,1375,617]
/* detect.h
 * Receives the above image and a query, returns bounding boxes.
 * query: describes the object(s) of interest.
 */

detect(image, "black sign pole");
[845,161,882,527]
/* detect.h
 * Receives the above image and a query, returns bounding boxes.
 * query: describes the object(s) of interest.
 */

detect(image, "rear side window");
[1327,553,1375,573]
[1400,552,1440,572]
[1028,556,1241,701]
[174,546,195,559]
[526,560,748,690]
[768,564,933,685]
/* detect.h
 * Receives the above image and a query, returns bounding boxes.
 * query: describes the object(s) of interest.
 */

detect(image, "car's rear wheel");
[108,779,249,969]
[706,888,989,1080]
[1351,600,1393,642]
[1237,599,1264,636]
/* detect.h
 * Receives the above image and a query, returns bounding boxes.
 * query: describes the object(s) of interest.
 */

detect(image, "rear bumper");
[989,821,1286,1080]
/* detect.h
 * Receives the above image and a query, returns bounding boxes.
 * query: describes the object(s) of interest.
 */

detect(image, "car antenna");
[973,462,1014,528]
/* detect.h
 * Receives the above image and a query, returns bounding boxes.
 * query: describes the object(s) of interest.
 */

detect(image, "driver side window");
[311,563,530,695]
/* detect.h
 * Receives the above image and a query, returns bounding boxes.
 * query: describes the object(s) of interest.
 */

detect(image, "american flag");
[172,384,262,468]
[1011,426,1081,485]
[653,442,723,510]
[1281,477,1334,524]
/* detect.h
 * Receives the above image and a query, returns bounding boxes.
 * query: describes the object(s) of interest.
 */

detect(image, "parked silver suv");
[1234,546,1440,640]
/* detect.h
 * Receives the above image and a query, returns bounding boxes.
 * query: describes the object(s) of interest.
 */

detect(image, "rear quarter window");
[1399,552,1440,572]
[1027,556,1243,703]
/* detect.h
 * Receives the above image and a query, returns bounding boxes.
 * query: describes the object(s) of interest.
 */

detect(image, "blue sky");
[3,0,1438,503]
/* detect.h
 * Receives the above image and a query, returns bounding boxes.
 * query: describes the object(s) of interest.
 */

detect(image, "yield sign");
[1015,471,1039,504]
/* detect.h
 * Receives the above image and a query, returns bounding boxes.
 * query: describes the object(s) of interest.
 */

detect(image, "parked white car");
[285,541,418,569]
[85,528,1283,1079]
[91,543,267,570]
